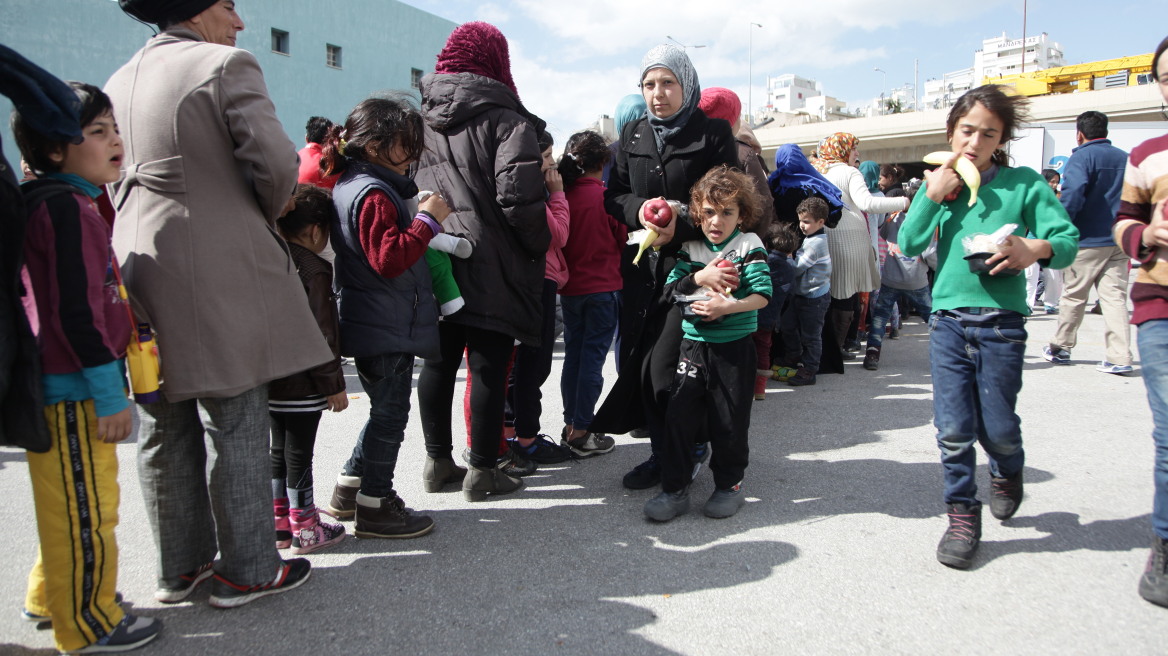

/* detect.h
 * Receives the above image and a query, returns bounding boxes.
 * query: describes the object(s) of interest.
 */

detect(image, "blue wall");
[1,0,456,167]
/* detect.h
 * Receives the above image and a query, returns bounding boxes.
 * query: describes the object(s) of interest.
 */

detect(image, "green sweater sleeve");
[899,188,943,258]
[1017,168,1079,269]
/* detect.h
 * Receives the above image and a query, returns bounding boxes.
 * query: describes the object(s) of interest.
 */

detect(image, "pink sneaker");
[290,507,345,555]
[274,498,292,549]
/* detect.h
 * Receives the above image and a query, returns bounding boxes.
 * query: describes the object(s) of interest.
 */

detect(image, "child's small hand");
[694,260,738,294]
[691,293,734,321]
[97,407,133,443]
[922,160,962,205]
[1143,197,1168,249]
[420,193,451,224]
[986,234,1051,275]
[326,391,349,413]
[544,168,563,193]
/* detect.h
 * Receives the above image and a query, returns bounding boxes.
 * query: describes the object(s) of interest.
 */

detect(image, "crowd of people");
[1,0,1167,651]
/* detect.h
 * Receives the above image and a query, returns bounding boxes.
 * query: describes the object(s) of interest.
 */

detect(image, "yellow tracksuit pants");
[24,399,123,653]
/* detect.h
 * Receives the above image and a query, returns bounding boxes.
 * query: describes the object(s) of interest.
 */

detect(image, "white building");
[976,32,1065,82]
[923,68,976,110]
[759,74,849,124]
[922,32,1065,109]
[766,74,821,113]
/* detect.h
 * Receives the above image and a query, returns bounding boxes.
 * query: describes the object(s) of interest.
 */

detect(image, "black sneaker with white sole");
[68,614,161,654]
[208,558,311,609]
[562,431,615,457]
[155,562,214,603]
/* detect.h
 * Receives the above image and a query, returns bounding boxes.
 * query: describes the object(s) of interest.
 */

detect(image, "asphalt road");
[3,304,1166,655]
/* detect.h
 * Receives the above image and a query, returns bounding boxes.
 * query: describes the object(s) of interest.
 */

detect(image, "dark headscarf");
[769,144,845,227]
[434,21,518,96]
[119,0,217,25]
[769,144,843,205]
[639,44,699,153]
[0,45,81,143]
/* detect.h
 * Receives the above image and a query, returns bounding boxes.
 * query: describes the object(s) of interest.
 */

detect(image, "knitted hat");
[698,87,741,126]
[434,21,518,96]
[119,0,218,25]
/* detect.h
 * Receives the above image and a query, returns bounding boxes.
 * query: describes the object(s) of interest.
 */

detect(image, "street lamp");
[874,67,887,116]
[748,22,762,127]
[666,36,706,51]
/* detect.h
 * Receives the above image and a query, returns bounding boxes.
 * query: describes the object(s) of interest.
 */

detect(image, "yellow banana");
[922,151,980,207]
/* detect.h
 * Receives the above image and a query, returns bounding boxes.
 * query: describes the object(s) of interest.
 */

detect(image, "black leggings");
[418,321,515,469]
[507,278,558,438]
[270,410,323,492]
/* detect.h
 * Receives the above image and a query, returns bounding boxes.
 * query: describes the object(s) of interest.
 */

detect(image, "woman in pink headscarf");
[413,22,551,501]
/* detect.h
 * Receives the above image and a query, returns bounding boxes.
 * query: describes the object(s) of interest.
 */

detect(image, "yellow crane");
[984,54,1154,96]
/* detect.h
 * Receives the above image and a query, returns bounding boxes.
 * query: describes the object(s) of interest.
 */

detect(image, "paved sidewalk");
[3,308,1166,654]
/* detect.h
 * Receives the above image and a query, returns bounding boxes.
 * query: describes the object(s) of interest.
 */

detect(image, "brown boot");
[863,346,881,371]
[422,456,467,493]
[354,492,434,539]
[830,309,854,360]
[463,464,523,502]
[325,476,360,520]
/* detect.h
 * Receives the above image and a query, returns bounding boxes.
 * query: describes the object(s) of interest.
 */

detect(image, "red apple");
[943,179,965,203]
[642,198,673,229]
[716,258,739,291]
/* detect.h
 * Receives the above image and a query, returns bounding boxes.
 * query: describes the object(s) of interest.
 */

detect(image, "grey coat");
[105,28,332,402]
[413,72,550,346]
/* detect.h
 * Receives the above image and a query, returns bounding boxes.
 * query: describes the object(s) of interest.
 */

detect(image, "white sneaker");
[1097,361,1133,375]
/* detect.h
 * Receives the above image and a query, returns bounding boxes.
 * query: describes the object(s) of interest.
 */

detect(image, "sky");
[399,0,1163,145]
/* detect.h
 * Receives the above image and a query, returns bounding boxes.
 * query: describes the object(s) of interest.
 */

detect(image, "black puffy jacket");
[414,73,550,346]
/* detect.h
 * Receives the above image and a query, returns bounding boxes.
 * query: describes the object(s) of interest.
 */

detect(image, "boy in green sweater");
[899,85,1078,569]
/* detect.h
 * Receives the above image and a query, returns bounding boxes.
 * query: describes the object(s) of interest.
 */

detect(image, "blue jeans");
[779,293,831,373]
[344,352,415,498]
[867,284,933,349]
[560,291,620,430]
[928,311,1027,507]
[1139,320,1168,539]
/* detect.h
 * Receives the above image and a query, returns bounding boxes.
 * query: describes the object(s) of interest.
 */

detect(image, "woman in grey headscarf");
[592,43,738,490]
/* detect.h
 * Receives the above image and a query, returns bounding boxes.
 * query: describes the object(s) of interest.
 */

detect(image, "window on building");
[271,29,289,55]
[411,68,424,90]
[326,44,342,69]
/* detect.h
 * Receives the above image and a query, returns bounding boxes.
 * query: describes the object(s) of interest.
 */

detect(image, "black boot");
[936,503,982,569]
[463,464,523,502]
[862,346,881,371]
[1140,537,1168,607]
[422,456,467,493]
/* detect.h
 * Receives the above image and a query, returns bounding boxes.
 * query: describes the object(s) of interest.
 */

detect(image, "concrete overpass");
[753,84,1167,168]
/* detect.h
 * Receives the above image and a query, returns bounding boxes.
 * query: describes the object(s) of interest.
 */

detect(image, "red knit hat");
[434,22,518,96]
[699,87,742,126]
